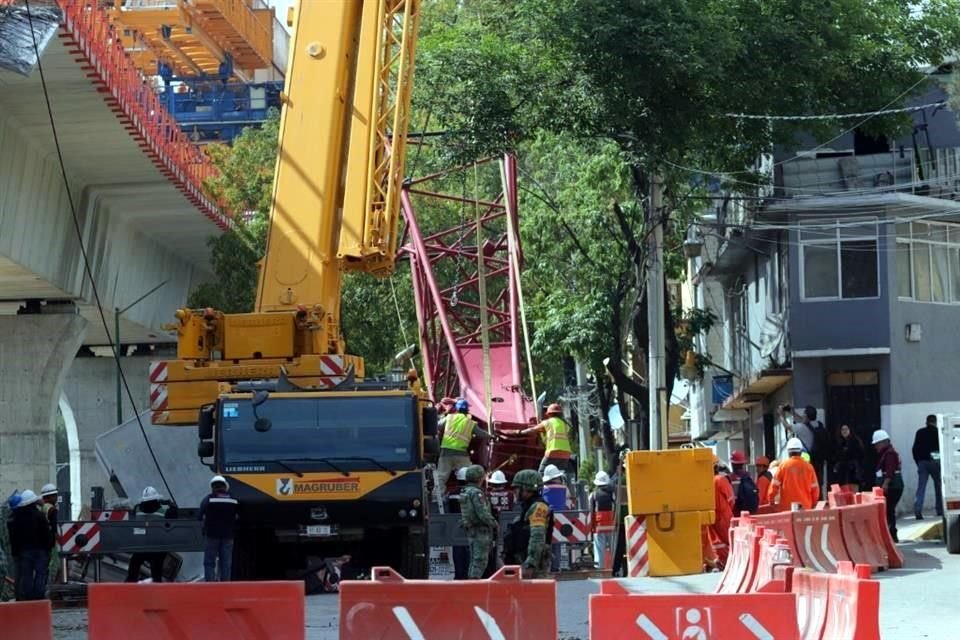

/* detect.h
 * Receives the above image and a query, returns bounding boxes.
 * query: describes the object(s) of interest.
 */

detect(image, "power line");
[722,101,946,121]
[25,1,174,502]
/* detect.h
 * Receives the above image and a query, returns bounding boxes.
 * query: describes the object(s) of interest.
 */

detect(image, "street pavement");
[51,536,960,639]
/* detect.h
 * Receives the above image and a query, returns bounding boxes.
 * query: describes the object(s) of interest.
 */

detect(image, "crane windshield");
[218,395,418,472]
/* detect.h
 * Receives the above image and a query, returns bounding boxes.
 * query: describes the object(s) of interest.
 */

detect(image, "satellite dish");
[758,313,785,360]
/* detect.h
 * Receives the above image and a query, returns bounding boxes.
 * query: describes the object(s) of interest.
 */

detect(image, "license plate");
[306,525,332,537]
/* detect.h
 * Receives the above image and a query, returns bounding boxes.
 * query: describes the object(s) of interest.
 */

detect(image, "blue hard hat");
[455,398,469,411]
[6,491,22,510]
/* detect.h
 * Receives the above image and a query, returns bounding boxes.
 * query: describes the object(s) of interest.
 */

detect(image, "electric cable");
[25,0,174,502]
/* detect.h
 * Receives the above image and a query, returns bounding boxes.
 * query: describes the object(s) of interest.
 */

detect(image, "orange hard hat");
[545,403,563,416]
[756,456,770,466]
[730,450,747,465]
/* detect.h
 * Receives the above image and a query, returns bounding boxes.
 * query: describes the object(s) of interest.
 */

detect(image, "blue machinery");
[157,59,282,143]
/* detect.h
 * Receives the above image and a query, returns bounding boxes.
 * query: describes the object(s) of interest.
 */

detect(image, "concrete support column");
[0,312,87,500]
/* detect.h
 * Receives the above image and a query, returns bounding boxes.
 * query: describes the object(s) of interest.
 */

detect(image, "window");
[897,221,960,304]
[800,219,879,300]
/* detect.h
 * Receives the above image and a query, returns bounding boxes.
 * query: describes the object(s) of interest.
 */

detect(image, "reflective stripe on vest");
[543,417,572,454]
[441,413,473,452]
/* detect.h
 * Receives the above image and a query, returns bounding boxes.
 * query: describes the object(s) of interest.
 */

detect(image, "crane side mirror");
[198,441,214,458]
[252,390,270,407]
[254,417,273,433]
[198,404,215,440]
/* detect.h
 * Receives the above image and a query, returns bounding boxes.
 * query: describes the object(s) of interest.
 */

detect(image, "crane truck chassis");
[196,383,438,580]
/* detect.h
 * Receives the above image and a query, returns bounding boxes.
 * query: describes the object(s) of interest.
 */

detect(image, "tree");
[411,0,960,456]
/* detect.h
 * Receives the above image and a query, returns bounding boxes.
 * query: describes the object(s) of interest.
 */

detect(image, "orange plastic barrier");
[339,566,556,639]
[0,600,52,640]
[715,516,760,594]
[791,510,851,573]
[88,582,304,640]
[748,529,795,593]
[827,485,857,507]
[792,562,881,640]
[837,503,890,570]
[857,487,904,569]
[751,511,802,565]
[589,580,800,640]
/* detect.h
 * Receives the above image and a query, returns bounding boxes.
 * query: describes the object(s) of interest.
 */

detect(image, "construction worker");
[436,398,495,495]
[542,464,567,571]
[7,490,51,600]
[768,438,820,511]
[509,403,573,477]
[708,456,734,567]
[447,466,470,579]
[200,475,239,582]
[872,429,904,542]
[755,456,772,508]
[126,487,171,583]
[504,469,553,578]
[729,451,759,515]
[486,470,513,515]
[589,471,615,570]
[460,465,497,579]
[39,484,59,583]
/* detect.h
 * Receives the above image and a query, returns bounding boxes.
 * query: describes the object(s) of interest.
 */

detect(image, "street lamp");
[115,280,167,425]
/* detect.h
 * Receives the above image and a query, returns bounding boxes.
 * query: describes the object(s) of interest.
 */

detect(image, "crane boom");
[154,0,421,424]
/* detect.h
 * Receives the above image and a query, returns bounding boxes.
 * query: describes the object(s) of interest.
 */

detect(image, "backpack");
[734,473,759,514]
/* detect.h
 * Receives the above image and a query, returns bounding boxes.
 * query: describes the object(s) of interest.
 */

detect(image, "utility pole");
[647,175,666,450]
[574,360,591,468]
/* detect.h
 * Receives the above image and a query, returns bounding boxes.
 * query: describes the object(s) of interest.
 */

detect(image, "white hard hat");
[488,470,507,485]
[455,467,468,482]
[141,486,163,502]
[210,475,229,489]
[40,483,58,497]
[594,471,611,486]
[871,429,891,445]
[786,437,804,452]
[542,464,565,482]
[18,490,40,507]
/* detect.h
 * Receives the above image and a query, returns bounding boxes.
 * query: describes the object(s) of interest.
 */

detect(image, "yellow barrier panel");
[624,448,713,515]
[646,510,714,576]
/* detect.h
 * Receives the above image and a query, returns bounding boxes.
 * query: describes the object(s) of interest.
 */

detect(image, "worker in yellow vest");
[510,403,573,477]
[436,398,495,497]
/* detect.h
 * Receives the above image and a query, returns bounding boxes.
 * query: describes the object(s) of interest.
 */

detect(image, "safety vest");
[542,417,572,454]
[441,413,473,452]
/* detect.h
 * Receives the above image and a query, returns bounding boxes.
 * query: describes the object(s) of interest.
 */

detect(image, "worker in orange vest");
[708,456,735,567]
[755,456,772,508]
[768,438,820,511]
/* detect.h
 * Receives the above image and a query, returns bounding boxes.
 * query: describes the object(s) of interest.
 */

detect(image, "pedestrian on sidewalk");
[912,415,944,520]
[588,471,615,570]
[7,490,50,600]
[200,476,238,582]
[459,465,497,579]
[768,438,819,511]
[832,425,865,493]
[125,487,172,583]
[872,430,904,542]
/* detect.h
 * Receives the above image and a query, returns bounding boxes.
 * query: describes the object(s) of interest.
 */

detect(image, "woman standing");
[872,430,904,543]
[832,425,865,492]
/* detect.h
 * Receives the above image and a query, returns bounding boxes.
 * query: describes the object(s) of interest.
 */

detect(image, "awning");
[722,368,792,410]
[712,408,749,423]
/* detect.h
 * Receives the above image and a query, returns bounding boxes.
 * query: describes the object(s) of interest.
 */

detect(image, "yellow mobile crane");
[149,0,434,579]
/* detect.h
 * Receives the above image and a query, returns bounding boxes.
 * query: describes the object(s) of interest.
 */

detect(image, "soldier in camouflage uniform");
[459,465,497,579]
[506,469,553,578]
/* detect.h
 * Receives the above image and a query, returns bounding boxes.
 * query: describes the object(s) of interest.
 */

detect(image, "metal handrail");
[60,0,232,229]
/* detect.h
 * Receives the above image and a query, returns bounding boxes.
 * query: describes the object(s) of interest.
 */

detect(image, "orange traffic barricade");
[792,562,881,640]
[339,565,556,639]
[837,503,890,571]
[791,509,851,573]
[715,516,761,594]
[857,487,904,569]
[88,582,304,640]
[0,600,52,640]
[751,511,802,566]
[589,580,800,640]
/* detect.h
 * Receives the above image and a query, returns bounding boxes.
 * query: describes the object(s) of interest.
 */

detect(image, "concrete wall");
[61,355,153,506]
[0,116,207,334]
[787,223,891,352]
